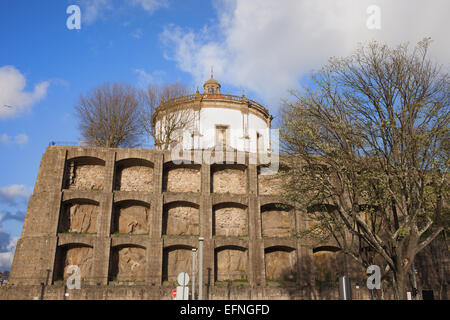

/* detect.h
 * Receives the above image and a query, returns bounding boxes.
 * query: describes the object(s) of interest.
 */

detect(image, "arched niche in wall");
[264,246,297,282]
[214,245,248,282]
[58,199,100,234]
[312,246,344,287]
[114,158,154,192]
[111,200,150,235]
[53,243,93,282]
[213,202,248,237]
[260,203,295,238]
[63,156,105,191]
[162,245,195,283]
[162,201,199,236]
[307,204,366,286]
[305,204,339,238]
[257,164,288,195]
[109,244,146,283]
[163,162,201,193]
[211,163,247,194]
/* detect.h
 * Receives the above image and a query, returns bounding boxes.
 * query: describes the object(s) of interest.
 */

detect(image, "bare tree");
[140,82,196,150]
[279,38,449,299]
[75,82,143,148]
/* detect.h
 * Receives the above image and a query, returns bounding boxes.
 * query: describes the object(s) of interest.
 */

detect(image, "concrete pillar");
[153,152,163,194]
[91,237,111,285]
[150,194,163,286]
[151,195,163,239]
[146,238,163,286]
[44,237,59,285]
[248,195,265,286]
[200,195,212,239]
[248,163,258,195]
[247,163,265,286]
[99,193,113,236]
[42,148,67,285]
[200,238,214,299]
[34,147,68,194]
[299,244,315,289]
[201,163,211,194]
[199,162,213,297]
[46,148,67,235]
[46,191,63,280]
[103,150,116,192]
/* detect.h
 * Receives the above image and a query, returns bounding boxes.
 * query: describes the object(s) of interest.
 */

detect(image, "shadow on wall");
[414,238,449,300]
[274,240,449,300]
[270,248,393,300]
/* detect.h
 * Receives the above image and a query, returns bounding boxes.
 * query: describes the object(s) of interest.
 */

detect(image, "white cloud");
[0,211,26,223]
[161,0,450,106]
[14,134,29,145]
[0,236,17,272]
[78,0,111,25]
[77,0,168,25]
[0,66,49,119]
[0,134,9,144]
[131,28,144,39]
[0,185,32,206]
[0,213,18,271]
[0,133,29,146]
[129,0,169,13]
[134,69,166,88]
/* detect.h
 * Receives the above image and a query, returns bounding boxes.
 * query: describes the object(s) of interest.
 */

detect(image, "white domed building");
[152,74,273,154]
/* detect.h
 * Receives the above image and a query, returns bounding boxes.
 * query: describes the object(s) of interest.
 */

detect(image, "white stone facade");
[153,76,273,153]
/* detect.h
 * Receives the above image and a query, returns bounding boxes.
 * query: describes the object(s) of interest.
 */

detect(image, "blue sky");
[0,0,448,271]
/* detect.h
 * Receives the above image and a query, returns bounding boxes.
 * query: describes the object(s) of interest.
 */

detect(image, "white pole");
[198,237,204,300]
[192,248,197,300]
[411,261,418,300]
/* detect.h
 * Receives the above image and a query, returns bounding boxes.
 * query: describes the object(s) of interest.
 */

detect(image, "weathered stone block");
[64,158,105,191]
[215,248,248,281]
[115,165,153,192]
[163,202,199,236]
[164,167,201,192]
[261,206,293,238]
[265,249,296,281]
[59,202,98,234]
[110,246,146,282]
[214,204,248,237]
[113,203,150,234]
[162,247,193,283]
[258,174,283,195]
[212,166,247,194]
[54,245,93,281]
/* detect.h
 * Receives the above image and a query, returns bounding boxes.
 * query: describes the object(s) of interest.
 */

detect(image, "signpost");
[192,248,197,300]
[175,272,190,300]
[198,237,204,300]
[339,276,352,300]
[171,289,177,299]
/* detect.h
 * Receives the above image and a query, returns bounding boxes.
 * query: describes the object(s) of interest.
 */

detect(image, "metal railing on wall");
[48,141,81,146]
[158,93,269,115]
[48,141,154,148]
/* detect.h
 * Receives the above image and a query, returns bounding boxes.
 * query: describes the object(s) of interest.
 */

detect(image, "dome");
[203,77,220,86]
[203,72,221,94]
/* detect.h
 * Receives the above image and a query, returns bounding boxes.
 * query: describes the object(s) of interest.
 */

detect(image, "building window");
[257,132,264,154]
[216,125,228,149]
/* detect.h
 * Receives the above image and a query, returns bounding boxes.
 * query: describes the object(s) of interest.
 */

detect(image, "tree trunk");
[394,269,409,300]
